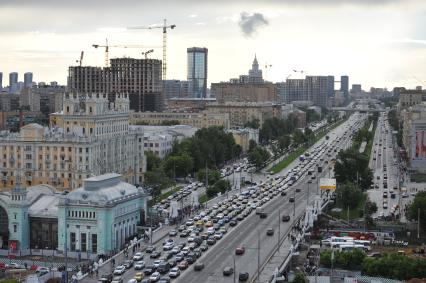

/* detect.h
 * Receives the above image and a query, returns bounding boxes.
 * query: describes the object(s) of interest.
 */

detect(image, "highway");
[104,113,366,283]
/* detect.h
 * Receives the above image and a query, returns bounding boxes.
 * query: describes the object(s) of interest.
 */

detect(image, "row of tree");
[320,250,426,280]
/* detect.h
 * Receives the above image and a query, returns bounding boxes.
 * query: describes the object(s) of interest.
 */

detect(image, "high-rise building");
[24,72,33,88]
[0,72,3,89]
[68,58,163,112]
[351,84,362,94]
[164,80,189,99]
[340,75,349,96]
[9,72,18,86]
[187,47,208,98]
[248,55,263,84]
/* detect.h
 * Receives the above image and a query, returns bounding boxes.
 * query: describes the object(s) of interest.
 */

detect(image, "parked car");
[223,267,234,276]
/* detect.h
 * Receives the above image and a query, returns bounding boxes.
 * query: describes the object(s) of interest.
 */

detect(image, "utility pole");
[418,208,420,239]
[233,255,236,283]
[278,209,281,252]
[257,229,260,283]
[64,198,68,283]
[307,181,310,206]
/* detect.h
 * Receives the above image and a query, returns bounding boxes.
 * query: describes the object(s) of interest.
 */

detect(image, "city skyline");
[0,0,426,89]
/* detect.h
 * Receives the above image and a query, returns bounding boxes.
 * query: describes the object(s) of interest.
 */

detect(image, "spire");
[252,54,259,71]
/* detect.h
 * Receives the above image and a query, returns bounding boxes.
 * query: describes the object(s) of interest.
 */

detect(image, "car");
[282,215,291,222]
[143,265,155,275]
[133,252,144,261]
[149,272,161,282]
[207,237,216,245]
[168,267,180,278]
[200,244,208,251]
[213,232,223,240]
[168,230,177,237]
[178,260,189,270]
[229,220,237,226]
[239,272,249,281]
[150,251,161,259]
[194,262,205,271]
[158,276,171,283]
[111,277,124,283]
[259,212,267,218]
[168,259,177,268]
[266,229,274,236]
[123,260,133,269]
[281,191,287,196]
[100,274,113,283]
[113,266,126,276]
[145,246,156,253]
[134,261,145,270]
[289,197,295,203]
[134,272,144,282]
[163,243,174,251]
[295,188,301,192]
[235,246,245,255]
[157,262,170,274]
[223,266,234,276]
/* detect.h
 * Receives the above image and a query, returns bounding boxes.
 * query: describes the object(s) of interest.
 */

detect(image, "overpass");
[331,106,385,112]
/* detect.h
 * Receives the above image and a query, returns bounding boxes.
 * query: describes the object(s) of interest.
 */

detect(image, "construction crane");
[128,19,176,80]
[142,49,154,59]
[92,39,160,67]
[76,51,84,66]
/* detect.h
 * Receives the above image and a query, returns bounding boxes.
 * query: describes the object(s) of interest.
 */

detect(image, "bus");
[321,236,354,247]
[339,244,369,252]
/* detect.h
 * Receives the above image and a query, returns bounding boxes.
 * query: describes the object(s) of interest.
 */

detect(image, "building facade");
[340,75,349,96]
[211,82,277,104]
[24,72,33,89]
[0,93,146,191]
[130,110,230,129]
[228,128,259,153]
[398,89,422,110]
[206,102,282,128]
[187,47,208,98]
[0,174,147,257]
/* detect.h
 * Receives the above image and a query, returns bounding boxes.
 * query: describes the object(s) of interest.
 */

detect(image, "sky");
[1,0,426,90]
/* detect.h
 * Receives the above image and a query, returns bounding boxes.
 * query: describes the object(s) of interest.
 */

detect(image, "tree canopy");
[408,191,426,230]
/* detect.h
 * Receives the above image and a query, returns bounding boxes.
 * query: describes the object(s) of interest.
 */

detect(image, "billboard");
[319,178,336,190]
[411,121,426,170]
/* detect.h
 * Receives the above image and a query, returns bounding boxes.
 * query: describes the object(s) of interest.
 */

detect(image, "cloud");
[188,14,198,18]
[238,12,269,37]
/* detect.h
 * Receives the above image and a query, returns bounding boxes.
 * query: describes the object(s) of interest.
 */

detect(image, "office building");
[0,93,146,191]
[9,72,18,93]
[340,75,349,96]
[32,83,66,116]
[130,110,230,129]
[247,55,263,84]
[0,72,3,89]
[211,82,277,104]
[187,47,208,98]
[164,80,189,99]
[24,72,33,88]
[166,97,215,111]
[351,84,362,94]
[0,173,148,257]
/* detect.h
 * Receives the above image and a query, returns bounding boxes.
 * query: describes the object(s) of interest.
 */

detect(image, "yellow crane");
[127,19,176,80]
[92,39,159,67]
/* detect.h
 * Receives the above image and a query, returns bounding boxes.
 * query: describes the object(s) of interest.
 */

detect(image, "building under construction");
[68,58,163,112]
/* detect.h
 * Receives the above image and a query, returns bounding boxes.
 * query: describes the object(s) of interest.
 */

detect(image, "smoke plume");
[238,12,269,37]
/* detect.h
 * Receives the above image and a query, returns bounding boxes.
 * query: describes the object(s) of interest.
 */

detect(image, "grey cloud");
[238,12,268,37]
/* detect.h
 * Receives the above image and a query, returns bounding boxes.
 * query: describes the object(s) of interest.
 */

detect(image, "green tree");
[248,139,257,152]
[145,150,162,171]
[248,146,270,168]
[163,154,194,178]
[292,129,306,144]
[334,149,372,191]
[196,169,221,185]
[206,179,231,198]
[244,118,260,129]
[291,272,308,283]
[335,182,363,209]
[408,191,426,230]
[277,135,291,151]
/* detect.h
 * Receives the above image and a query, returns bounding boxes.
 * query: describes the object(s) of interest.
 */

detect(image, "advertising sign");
[319,178,336,190]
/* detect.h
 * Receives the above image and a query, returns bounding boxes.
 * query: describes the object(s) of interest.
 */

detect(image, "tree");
[196,169,220,185]
[277,135,291,151]
[335,182,363,209]
[334,149,372,190]
[163,154,194,178]
[248,146,270,168]
[365,198,378,228]
[292,129,306,144]
[145,150,163,172]
[206,179,231,198]
[244,118,260,129]
[291,272,308,283]
[248,140,257,152]
[408,191,426,230]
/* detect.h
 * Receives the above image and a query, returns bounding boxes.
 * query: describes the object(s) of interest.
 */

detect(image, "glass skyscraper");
[187,47,208,98]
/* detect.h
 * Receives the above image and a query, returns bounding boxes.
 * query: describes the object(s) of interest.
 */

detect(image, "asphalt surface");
[90,113,365,283]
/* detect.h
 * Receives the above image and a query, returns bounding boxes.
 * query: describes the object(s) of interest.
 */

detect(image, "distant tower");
[248,54,263,83]
[187,47,208,98]
[24,72,33,88]
[340,75,349,96]
[0,72,3,89]
[9,72,18,86]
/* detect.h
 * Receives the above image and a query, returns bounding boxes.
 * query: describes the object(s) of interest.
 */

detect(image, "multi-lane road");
[108,113,366,283]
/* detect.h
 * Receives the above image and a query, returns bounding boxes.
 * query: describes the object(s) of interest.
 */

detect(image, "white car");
[213,232,223,240]
[133,252,143,261]
[153,260,163,268]
[113,265,126,275]
[207,227,215,235]
[149,272,161,282]
[134,260,145,270]
[169,267,181,278]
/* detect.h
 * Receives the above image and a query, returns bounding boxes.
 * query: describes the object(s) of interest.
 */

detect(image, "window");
[81,233,87,252]
[70,232,76,251]
[13,225,17,233]
[92,234,97,253]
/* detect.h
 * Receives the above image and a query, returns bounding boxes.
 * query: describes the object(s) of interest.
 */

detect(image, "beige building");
[0,93,146,191]
[211,82,277,104]
[130,111,230,129]
[398,90,422,113]
[206,102,282,128]
[228,128,259,153]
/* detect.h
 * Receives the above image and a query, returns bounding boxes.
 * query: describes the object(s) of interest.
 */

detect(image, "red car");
[235,246,245,255]
[178,260,189,270]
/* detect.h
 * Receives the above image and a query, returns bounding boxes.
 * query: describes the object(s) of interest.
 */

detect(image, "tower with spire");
[248,54,263,84]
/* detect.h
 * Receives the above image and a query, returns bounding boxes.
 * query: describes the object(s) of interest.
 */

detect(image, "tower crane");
[92,39,160,67]
[76,51,84,66]
[128,19,176,80]
[142,49,154,59]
